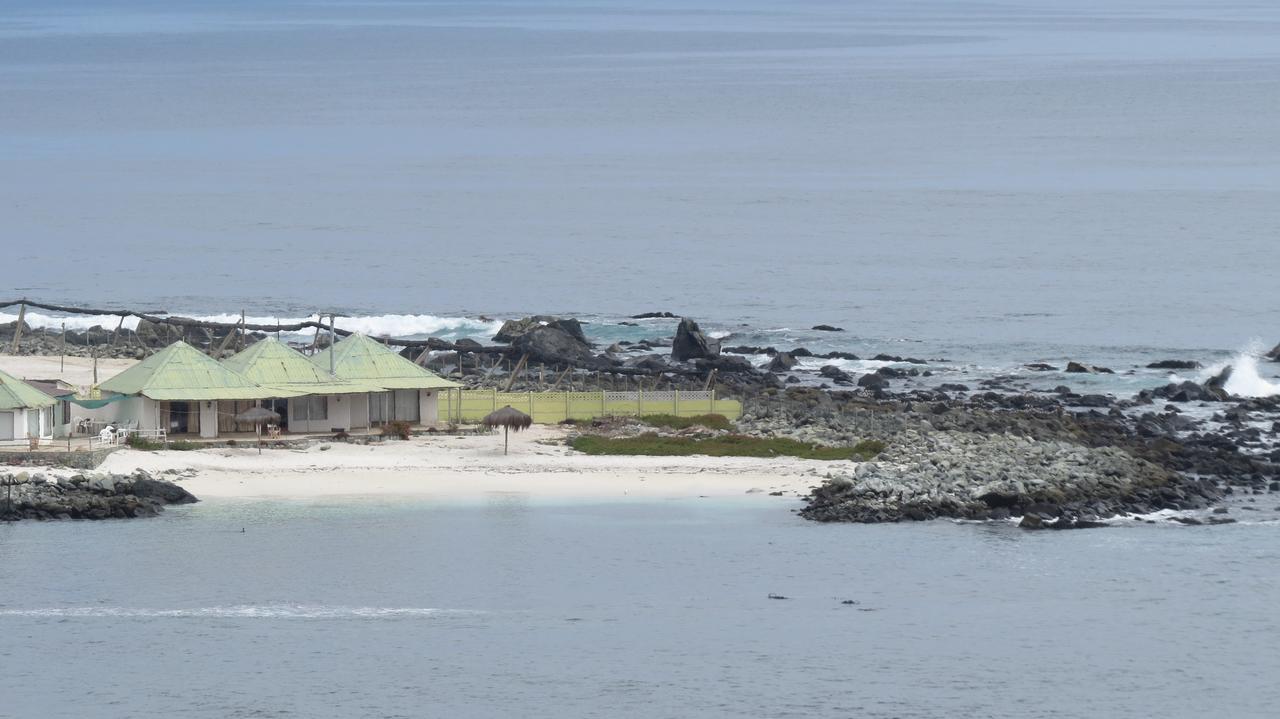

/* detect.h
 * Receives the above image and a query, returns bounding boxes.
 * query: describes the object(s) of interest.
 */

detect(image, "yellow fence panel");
[441,389,741,424]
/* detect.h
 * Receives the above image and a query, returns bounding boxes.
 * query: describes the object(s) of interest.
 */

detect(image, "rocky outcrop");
[1065,361,1114,374]
[0,469,198,521]
[1147,359,1201,370]
[811,325,844,332]
[672,318,720,362]
[801,430,1219,524]
[511,325,597,366]
[767,352,797,372]
[495,316,589,347]
[1267,343,1280,362]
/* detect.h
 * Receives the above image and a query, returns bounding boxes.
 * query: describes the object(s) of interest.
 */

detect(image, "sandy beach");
[93,425,832,501]
[0,355,133,386]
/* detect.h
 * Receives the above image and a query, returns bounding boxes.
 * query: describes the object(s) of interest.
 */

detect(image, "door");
[0,411,13,440]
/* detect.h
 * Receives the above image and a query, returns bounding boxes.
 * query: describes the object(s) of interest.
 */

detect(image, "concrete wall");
[286,393,357,434]
[0,407,54,446]
[419,390,438,426]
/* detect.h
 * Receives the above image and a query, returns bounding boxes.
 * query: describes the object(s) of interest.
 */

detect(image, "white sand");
[0,355,134,386]
[95,426,834,502]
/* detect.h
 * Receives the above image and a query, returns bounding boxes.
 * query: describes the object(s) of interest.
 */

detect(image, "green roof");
[99,341,298,401]
[223,338,385,395]
[311,333,460,390]
[0,368,56,410]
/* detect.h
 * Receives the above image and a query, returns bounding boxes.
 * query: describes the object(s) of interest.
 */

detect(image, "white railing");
[90,428,167,450]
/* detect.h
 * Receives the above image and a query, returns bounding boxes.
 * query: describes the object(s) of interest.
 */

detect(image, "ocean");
[2,0,1278,356]
[4,3,1280,716]
[3,498,1279,718]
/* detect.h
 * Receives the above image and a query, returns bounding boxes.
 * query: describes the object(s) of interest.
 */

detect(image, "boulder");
[130,478,199,505]
[1064,361,1114,374]
[1024,363,1058,372]
[857,373,889,389]
[630,311,677,319]
[511,326,595,366]
[1147,359,1200,370]
[492,316,574,344]
[454,338,484,351]
[811,325,844,332]
[1267,343,1280,362]
[767,352,798,372]
[672,318,720,362]
[819,365,854,385]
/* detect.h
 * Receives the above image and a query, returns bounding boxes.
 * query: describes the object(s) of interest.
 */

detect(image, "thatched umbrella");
[235,406,281,454]
[481,405,533,455]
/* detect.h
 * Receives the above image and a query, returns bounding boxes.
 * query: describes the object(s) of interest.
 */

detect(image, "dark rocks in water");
[1071,394,1113,408]
[820,351,860,361]
[872,354,927,365]
[454,338,484,351]
[856,372,889,389]
[818,365,854,385]
[767,352,798,372]
[672,318,720,362]
[1152,380,1226,403]
[1,470,197,522]
[1204,365,1233,393]
[1147,359,1201,370]
[938,383,970,392]
[604,343,625,354]
[493,316,588,345]
[623,354,670,372]
[789,347,814,357]
[1024,363,1058,372]
[694,355,755,374]
[511,326,596,366]
[630,311,677,319]
[131,477,199,505]
[811,325,844,332]
[722,345,772,355]
[1267,342,1280,361]
[1065,361,1114,374]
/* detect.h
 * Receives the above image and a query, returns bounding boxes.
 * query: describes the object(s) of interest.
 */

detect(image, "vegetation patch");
[570,433,884,461]
[124,436,201,451]
[638,413,734,431]
[380,421,413,441]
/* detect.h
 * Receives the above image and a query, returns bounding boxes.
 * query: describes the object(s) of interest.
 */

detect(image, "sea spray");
[1198,341,1280,398]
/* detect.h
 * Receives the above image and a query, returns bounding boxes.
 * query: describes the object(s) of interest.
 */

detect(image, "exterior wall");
[350,393,369,429]
[419,390,438,426]
[0,408,54,446]
[286,394,356,434]
[199,401,218,438]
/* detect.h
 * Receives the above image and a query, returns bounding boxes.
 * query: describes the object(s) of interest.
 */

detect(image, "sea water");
[2,497,1279,719]
[2,0,1278,355]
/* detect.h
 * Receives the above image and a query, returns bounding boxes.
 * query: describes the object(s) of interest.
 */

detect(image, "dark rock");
[512,326,596,366]
[818,365,854,385]
[1147,360,1200,370]
[131,478,198,505]
[811,325,844,332]
[767,352,798,372]
[856,373,889,390]
[1024,363,1058,372]
[630,312,677,319]
[1065,361,1113,374]
[1019,514,1044,529]
[672,318,720,362]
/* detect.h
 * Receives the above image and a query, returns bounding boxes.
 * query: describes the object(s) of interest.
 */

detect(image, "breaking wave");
[1199,341,1280,399]
[0,311,504,342]
[0,604,481,619]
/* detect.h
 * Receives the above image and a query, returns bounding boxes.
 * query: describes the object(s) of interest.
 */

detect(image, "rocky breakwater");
[0,469,198,521]
[801,429,1221,528]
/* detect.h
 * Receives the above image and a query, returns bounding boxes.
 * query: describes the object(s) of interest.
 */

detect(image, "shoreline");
[93,426,826,502]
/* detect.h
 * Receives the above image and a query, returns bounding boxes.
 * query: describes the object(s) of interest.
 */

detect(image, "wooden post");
[10,301,25,353]
[504,354,529,392]
[674,389,679,416]
[92,344,99,385]
[60,322,66,373]
[239,310,246,351]
[564,390,570,422]
[637,388,644,416]
[110,315,124,347]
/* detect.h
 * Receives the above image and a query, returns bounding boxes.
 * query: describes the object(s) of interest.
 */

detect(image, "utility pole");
[328,313,337,376]
[60,322,66,373]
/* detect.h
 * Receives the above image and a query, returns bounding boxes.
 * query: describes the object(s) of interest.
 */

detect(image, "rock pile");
[0,469,198,521]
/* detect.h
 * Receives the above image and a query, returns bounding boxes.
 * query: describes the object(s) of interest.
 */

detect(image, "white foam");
[0,604,479,619]
[0,311,504,341]
[1198,341,1280,398]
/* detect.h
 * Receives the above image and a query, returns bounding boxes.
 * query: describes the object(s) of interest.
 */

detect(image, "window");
[294,396,328,422]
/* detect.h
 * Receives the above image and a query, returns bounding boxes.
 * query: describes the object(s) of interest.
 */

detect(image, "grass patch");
[638,414,734,431]
[570,433,884,461]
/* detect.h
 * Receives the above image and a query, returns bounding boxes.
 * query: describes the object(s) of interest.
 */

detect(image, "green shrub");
[126,435,163,451]
[166,440,201,451]
[639,414,734,431]
[569,433,884,461]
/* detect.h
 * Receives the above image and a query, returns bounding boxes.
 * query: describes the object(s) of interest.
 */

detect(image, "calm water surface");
[2,498,1278,718]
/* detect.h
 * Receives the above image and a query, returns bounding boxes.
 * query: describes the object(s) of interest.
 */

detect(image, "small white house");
[310,333,459,427]
[0,368,56,447]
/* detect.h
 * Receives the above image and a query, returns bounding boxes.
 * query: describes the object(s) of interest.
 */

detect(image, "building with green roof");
[97,340,291,438]
[311,333,459,426]
[0,368,56,445]
[222,337,386,433]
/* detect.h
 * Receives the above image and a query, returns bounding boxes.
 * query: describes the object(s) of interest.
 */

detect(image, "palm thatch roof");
[481,405,533,431]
